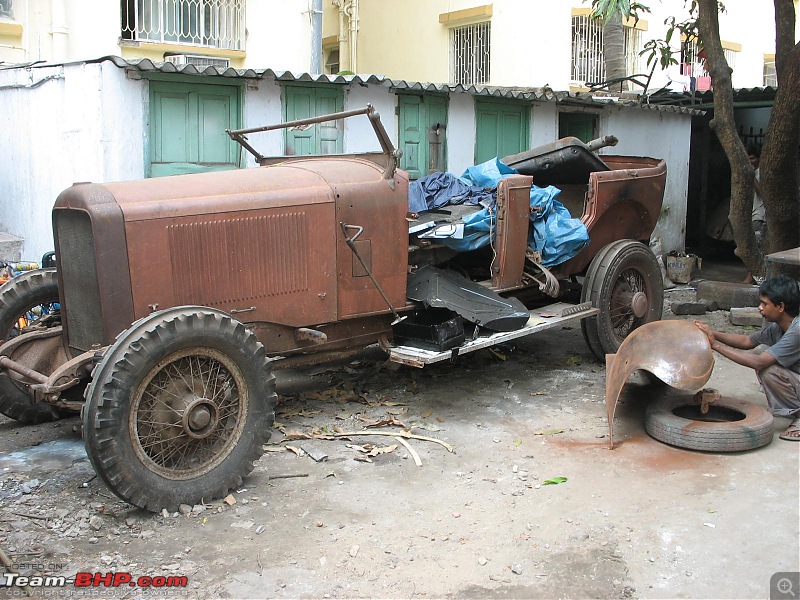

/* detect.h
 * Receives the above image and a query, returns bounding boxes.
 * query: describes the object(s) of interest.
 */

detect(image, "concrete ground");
[0,281,798,599]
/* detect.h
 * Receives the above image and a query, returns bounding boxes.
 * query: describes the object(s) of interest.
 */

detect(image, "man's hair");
[746,144,761,158]
[759,275,800,317]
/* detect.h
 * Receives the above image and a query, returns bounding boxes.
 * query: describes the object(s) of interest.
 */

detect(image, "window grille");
[680,37,708,78]
[680,38,738,81]
[121,0,245,51]
[0,0,12,18]
[763,58,777,87]
[449,22,491,86]
[571,15,641,86]
[723,47,737,73]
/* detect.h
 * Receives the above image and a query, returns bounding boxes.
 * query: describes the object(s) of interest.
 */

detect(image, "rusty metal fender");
[605,320,714,448]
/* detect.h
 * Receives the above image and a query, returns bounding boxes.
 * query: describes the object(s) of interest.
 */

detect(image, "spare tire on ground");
[645,394,774,452]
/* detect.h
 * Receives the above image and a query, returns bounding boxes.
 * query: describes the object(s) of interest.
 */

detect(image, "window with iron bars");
[0,0,12,18]
[763,58,777,87]
[680,38,708,78]
[679,37,737,79]
[449,22,491,86]
[571,15,641,86]
[121,0,245,51]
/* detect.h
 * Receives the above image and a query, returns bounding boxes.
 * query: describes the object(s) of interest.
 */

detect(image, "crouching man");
[694,275,800,441]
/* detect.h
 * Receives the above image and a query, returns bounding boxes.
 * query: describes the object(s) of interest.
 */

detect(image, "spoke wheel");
[0,268,63,424]
[131,348,249,480]
[581,240,663,360]
[83,307,275,512]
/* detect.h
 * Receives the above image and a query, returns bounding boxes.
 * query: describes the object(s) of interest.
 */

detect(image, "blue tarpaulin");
[409,158,589,266]
[527,186,590,267]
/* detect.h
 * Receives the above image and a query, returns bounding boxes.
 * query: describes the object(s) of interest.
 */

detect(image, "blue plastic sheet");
[460,157,518,189]
[437,207,495,252]
[528,185,589,267]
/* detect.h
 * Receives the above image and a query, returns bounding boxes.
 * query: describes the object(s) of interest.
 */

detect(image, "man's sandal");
[778,418,800,442]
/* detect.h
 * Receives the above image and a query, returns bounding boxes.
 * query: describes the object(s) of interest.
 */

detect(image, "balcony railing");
[121,0,245,51]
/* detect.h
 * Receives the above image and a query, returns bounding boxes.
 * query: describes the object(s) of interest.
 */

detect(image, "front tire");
[0,268,62,424]
[83,307,276,511]
[580,240,663,360]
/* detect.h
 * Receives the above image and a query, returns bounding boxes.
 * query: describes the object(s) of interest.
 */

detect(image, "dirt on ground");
[1,283,798,599]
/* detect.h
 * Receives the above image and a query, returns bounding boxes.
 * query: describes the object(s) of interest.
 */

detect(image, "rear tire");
[83,307,276,512]
[581,240,663,360]
[0,268,62,424]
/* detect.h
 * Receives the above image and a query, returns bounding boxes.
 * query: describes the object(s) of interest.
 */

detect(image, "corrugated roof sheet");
[8,55,705,115]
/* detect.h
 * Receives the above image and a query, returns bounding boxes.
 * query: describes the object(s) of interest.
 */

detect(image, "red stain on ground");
[549,432,716,472]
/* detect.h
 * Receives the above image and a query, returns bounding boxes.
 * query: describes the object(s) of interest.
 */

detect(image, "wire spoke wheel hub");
[131,348,248,481]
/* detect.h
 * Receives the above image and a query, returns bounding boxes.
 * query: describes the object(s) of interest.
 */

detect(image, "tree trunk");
[696,0,761,275]
[774,0,796,80]
[602,13,626,91]
[759,40,800,276]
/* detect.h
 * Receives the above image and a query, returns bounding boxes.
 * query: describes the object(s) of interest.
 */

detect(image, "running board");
[387,302,599,367]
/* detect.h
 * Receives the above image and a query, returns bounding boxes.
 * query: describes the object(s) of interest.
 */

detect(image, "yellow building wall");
[323,0,574,86]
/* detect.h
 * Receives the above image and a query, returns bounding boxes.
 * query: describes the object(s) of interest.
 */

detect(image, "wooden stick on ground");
[332,430,454,453]
[395,436,422,466]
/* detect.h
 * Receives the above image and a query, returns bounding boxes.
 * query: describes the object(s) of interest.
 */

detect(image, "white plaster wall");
[342,84,397,154]
[530,102,558,147]
[0,59,693,260]
[0,61,145,260]
[603,107,692,253]
[241,77,285,167]
[445,93,477,176]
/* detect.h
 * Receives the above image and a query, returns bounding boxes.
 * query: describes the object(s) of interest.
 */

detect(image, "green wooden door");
[149,81,241,177]
[398,95,448,180]
[559,112,597,143]
[474,99,529,164]
[283,85,344,155]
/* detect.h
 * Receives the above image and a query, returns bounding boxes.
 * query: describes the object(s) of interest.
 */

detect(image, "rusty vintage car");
[0,106,666,511]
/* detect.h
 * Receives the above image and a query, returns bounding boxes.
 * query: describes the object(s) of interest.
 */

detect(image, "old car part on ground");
[605,320,715,447]
[605,319,774,452]
[0,105,668,511]
[644,393,774,452]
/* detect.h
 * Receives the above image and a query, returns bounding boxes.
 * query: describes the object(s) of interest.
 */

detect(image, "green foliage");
[542,476,568,485]
[590,0,650,24]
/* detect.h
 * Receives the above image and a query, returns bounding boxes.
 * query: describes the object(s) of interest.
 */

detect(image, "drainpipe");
[50,0,68,62]
[333,0,349,72]
[345,0,358,73]
[310,0,322,73]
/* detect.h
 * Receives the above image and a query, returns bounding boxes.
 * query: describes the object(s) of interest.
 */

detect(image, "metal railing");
[571,15,641,88]
[121,0,245,50]
[449,22,491,86]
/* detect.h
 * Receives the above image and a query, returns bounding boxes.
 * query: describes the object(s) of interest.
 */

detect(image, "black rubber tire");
[580,240,663,360]
[645,395,774,452]
[0,268,61,424]
[83,306,276,512]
